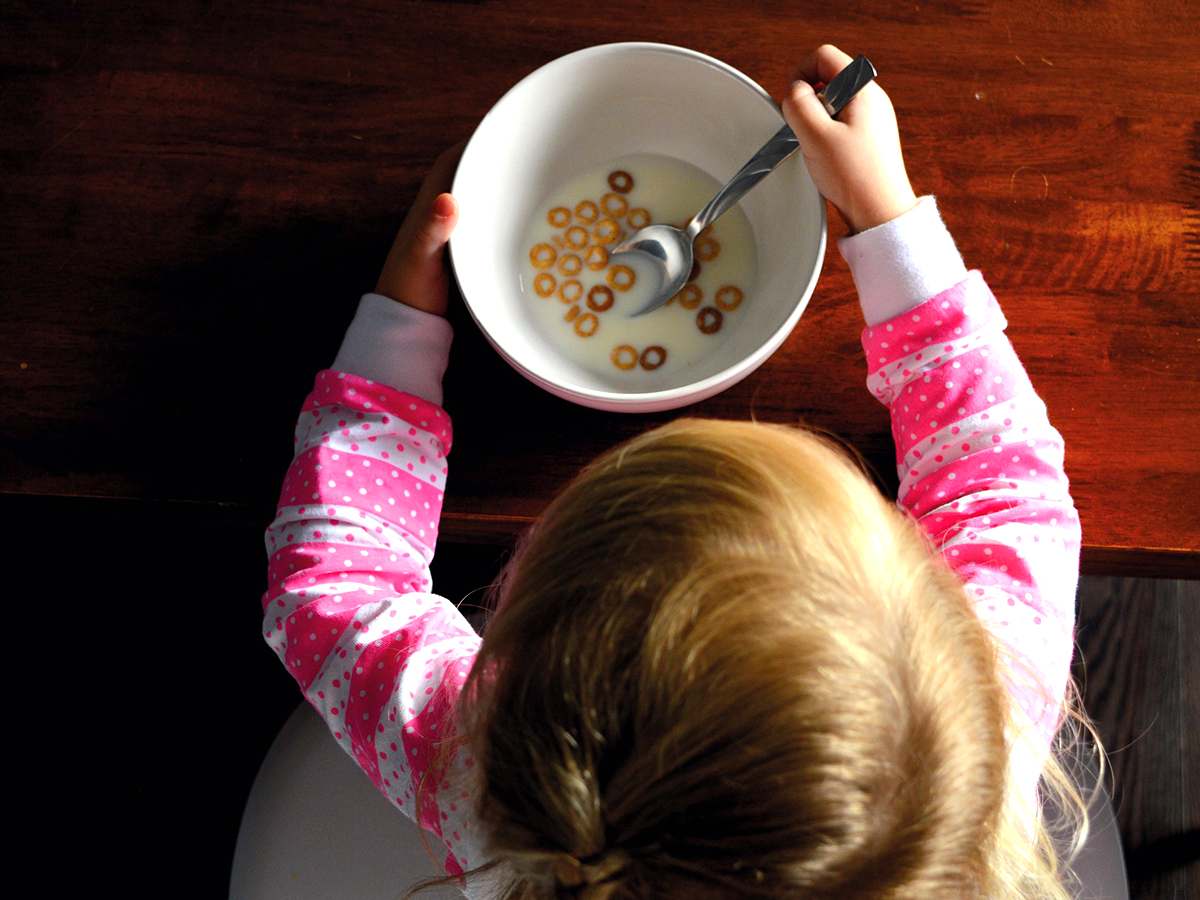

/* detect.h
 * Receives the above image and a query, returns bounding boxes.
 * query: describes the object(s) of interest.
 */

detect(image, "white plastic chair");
[1049,743,1130,900]
[230,703,460,900]
[233,703,1128,899]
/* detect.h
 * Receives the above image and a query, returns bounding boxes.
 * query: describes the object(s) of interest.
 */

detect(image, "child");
[263,44,1086,900]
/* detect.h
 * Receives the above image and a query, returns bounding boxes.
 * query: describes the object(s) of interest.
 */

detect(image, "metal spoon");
[613,55,877,317]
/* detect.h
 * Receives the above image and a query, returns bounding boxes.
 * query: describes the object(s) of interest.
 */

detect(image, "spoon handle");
[686,55,876,238]
[687,123,799,237]
[818,55,877,117]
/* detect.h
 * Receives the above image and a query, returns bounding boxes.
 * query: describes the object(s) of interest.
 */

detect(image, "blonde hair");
[438,418,1092,899]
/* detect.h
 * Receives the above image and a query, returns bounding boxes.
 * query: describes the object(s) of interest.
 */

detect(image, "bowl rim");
[449,41,827,411]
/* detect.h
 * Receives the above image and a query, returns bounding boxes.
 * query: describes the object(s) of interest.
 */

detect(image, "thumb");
[782,79,833,142]
[413,193,459,260]
[375,192,460,314]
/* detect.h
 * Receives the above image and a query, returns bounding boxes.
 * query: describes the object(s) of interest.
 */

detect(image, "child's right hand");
[782,45,918,234]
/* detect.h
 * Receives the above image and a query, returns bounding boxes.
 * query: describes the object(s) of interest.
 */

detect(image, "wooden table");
[3,0,1198,576]
[1,2,1196,896]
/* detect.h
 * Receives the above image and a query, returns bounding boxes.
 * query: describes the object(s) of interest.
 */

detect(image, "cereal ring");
[607,170,634,193]
[674,284,703,310]
[556,253,583,277]
[696,306,724,334]
[586,284,614,312]
[639,345,667,370]
[611,344,637,370]
[601,193,628,218]
[606,264,636,291]
[574,200,599,224]
[558,279,583,304]
[530,243,557,269]
[551,234,564,249]
[592,218,621,245]
[715,285,744,311]
[533,272,557,297]
[626,207,651,229]
[565,226,589,250]
[584,244,609,271]
[573,312,599,337]
[564,305,580,323]
[548,207,571,228]
[695,234,721,262]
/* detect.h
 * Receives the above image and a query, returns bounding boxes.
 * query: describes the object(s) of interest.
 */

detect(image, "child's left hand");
[374,142,464,316]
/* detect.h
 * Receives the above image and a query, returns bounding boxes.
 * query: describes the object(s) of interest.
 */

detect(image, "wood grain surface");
[2,0,1198,578]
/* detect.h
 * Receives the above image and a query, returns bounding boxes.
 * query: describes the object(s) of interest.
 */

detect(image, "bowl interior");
[451,43,825,409]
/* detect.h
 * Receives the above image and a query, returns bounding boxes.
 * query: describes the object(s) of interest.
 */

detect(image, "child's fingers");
[789,44,856,89]
[782,78,837,142]
[413,192,459,259]
[375,183,461,314]
[433,192,456,218]
[786,44,881,133]
[402,141,466,230]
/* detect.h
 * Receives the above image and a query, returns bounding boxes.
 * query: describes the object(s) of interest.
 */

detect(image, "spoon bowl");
[613,222,697,310]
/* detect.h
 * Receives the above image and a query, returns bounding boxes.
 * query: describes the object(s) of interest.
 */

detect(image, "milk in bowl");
[520,153,757,392]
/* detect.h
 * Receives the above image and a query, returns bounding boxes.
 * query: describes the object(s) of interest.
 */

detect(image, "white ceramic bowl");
[450,42,826,413]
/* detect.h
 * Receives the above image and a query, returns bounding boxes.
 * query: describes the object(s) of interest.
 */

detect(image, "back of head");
[458,419,1027,899]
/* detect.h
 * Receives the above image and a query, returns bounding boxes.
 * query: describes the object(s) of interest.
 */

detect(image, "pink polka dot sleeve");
[262,370,483,877]
[862,272,1081,767]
